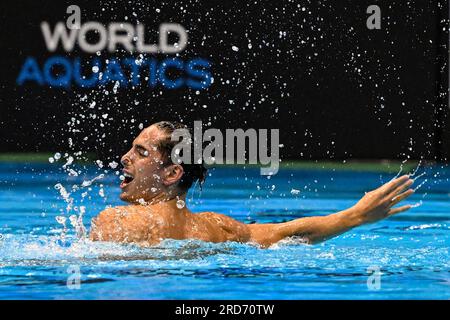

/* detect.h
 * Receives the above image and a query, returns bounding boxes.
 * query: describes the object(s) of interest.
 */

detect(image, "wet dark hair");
[153,121,208,192]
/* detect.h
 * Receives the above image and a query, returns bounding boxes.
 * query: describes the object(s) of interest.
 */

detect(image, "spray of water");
[50,152,108,244]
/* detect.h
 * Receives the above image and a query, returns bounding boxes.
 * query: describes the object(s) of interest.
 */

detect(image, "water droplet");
[55,216,66,225]
[138,198,147,205]
[176,199,185,209]
[108,161,118,169]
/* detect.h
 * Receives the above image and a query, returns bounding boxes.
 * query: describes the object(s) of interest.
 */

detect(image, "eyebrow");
[134,144,147,150]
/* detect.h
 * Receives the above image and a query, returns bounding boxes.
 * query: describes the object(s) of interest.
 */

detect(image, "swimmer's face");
[119,125,169,203]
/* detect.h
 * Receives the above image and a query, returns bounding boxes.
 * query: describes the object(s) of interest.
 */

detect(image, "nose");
[121,150,132,167]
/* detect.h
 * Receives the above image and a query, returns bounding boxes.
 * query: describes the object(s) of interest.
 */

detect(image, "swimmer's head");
[119,121,207,204]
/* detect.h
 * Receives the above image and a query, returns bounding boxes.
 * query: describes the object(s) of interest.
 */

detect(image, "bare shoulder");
[197,211,235,225]
[91,206,116,226]
[91,206,129,225]
[197,212,251,242]
[90,206,159,243]
[90,206,123,240]
[93,205,147,219]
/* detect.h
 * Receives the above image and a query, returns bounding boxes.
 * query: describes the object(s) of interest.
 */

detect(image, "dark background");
[0,0,448,162]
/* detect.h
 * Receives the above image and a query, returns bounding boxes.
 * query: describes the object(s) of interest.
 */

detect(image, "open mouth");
[120,172,135,189]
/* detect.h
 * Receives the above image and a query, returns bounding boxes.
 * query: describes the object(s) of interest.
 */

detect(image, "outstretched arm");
[248,175,415,247]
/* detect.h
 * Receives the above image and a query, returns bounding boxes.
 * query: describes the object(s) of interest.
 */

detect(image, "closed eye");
[134,145,149,157]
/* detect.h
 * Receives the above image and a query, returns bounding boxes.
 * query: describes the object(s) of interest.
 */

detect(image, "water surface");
[0,163,449,299]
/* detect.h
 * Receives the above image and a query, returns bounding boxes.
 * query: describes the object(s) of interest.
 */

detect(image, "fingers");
[388,178,414,200]
[388,204,412,216]
[390,188,414,206]
[381,175,410,195]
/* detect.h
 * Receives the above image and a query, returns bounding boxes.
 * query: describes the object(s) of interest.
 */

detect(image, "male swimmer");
[90,121,415,248]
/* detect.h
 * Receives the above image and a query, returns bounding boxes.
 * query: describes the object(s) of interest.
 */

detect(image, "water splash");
[408,159,422,177]
[81,174,105,187]
[55,215,68,244]
[392,163,404,180]
[410,200,423,208]
[54,183,73,212]
[412,171,426,182]
[69,206,87,239]
[413,179,428,192]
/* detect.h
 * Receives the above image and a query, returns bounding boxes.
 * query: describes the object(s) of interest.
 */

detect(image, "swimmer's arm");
[247,209,358,246]
[248,175,415,246]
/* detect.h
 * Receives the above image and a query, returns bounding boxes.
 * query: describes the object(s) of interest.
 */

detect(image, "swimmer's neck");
[126,193,192,217]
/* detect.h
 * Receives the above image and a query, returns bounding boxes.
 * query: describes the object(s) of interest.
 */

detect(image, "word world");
[17,19,213,90]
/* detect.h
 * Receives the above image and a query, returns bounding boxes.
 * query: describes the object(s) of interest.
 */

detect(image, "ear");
[161,164,184,186]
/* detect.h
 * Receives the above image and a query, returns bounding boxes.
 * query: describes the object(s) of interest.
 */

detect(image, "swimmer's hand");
[249,175,415,246]
[349,174,414,225]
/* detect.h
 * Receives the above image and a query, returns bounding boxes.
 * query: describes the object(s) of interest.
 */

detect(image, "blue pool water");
[0,162,449,299]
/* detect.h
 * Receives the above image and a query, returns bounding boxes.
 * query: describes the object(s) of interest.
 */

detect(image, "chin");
[119,192,132,203]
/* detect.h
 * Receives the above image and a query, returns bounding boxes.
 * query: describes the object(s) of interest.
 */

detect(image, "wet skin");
[90,125,416,248]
